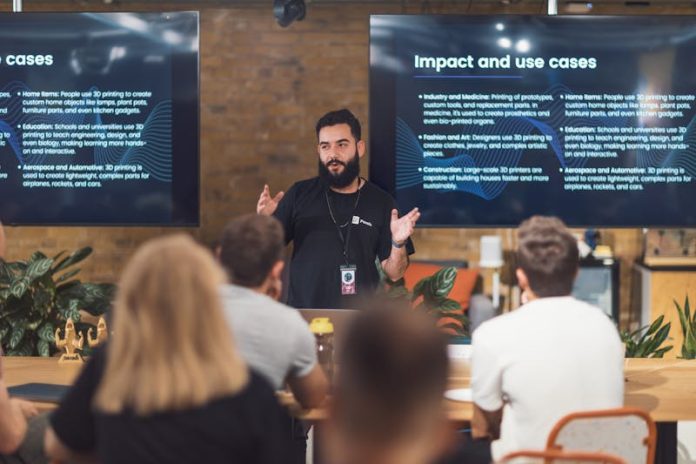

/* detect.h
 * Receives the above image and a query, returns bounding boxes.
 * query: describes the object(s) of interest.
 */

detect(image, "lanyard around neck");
[325,179,363,264]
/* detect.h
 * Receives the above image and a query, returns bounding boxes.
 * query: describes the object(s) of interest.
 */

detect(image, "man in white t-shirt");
[469,216,624,462]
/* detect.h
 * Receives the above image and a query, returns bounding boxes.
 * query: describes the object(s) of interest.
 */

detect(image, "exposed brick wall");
[3,1,693,326]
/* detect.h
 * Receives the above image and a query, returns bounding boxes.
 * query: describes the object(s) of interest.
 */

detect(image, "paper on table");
[444,388,472,402]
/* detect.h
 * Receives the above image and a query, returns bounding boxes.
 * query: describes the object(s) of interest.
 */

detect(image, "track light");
[274,0,306,28]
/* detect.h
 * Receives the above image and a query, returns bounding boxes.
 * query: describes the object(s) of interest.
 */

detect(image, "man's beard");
[318,152,360,189]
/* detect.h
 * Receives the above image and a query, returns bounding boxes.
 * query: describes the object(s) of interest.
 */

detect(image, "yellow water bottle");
[309,317,334,383]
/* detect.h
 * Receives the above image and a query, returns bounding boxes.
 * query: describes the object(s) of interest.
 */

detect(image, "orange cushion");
[403,262,479,311]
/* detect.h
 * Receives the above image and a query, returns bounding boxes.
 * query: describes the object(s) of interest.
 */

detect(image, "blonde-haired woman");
[45,234,293,464]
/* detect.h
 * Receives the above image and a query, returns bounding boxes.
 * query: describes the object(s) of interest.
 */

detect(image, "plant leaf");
[412,278,429,300]
[653,346,673,358]
[29,251,48,261]
[56,269,81,283]
[58,299,81,322]
[436,316,464,329]
[0,261,11,285]
[9,325,24,349]
[625,316,672,358]
[31,288,53,315]
[439,323,467,336]
[9,279,29,299]
[431,267,456,299]
[25,258,53,281]
[37,322,55,342]
[676,298,688,339]
[56,280,81,293]
[645,315,665,337]
[651,323,672,350]
[37,339,49,357]
[436,299,461,312]
[51,247,92,274]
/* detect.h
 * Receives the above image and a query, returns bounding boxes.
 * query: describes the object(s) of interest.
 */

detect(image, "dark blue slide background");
[0,12,198,225]
[370,15,696,227]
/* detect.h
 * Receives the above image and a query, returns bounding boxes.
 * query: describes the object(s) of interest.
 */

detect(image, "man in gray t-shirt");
[217,214,328,409]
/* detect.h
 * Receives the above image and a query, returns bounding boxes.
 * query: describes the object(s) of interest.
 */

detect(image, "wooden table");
[6,357,696,423]
[4,357,82,412]
[283,357,696,423]
[7,356,691,464]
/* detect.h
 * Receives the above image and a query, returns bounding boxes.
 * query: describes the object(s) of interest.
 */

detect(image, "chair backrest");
[546,407,657,464]
[500,449,626,464]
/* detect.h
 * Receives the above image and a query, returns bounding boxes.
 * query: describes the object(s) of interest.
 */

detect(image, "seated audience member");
[217,214,328,407]
[325,302,454,464]
[45,234,293,464]
[0,355,39,458]
[0,221,43,463]
[469,216,624,462]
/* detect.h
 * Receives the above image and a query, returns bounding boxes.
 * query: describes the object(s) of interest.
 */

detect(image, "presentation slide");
[0,12,199,225]
[370,16,696,227]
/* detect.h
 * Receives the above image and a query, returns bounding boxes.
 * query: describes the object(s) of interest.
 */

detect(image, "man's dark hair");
[316,109,361,141]
[517,215,579,298]
[335,300,448,444]
[218,214,285,288]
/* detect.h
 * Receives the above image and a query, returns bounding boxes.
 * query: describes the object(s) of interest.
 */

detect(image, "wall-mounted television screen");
[370,15,696,227]
[0,12,199,225]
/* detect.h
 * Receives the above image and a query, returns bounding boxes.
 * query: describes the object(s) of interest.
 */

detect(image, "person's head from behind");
[316,109,365,189]
[218,214,285,297]
[516,215,579,300]
[329,300,451,464]
[95,234,247,415]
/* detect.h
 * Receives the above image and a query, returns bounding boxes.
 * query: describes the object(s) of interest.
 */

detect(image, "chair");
[546,407,657,464]
[500,449,626,464]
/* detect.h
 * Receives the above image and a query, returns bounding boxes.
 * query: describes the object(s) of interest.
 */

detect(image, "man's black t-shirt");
[50,348,293,464]
[274,177,414,309]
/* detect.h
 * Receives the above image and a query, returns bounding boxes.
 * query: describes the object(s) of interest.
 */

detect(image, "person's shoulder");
[363,180,392,197]
[473,304,535,345]
[223,284,307,326]
[281,177,322,203]
[291,177,322,193]
[569,297,618,327]
[548,296,610,319]
[262,298,310,330]
[362,180,397,210]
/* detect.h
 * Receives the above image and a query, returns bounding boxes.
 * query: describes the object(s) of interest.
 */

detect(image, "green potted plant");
[620,315,672,358]
[382,266,469,338]
[675,295,696,359]
[0,247,115,356]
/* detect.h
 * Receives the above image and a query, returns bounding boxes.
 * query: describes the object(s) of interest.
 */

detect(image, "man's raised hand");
[390,207,420,245]
[256,184,284,216]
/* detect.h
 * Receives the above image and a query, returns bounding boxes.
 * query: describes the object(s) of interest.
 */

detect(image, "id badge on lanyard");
[340,264,357,295]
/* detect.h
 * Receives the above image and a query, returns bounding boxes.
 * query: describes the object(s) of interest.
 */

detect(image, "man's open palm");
[256,184,284,216]
[390,207,420,245]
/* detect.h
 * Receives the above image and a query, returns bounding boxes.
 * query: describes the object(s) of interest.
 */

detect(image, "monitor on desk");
[571,258,619,321]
